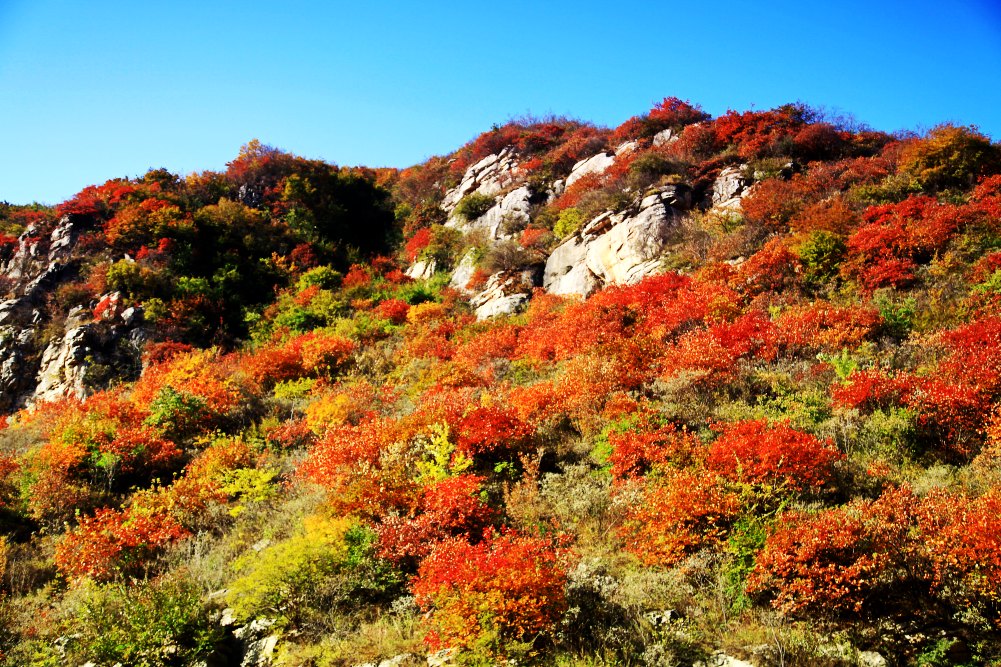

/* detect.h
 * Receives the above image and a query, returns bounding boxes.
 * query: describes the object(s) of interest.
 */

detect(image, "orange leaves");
[412,530,572,651]
[618,468,740,567]
[299,332,356,377]
[775,302,882,354]
[243,331,356,390]
[55,506,189,581]
[706,419,842,490]
[298,418,416,516]
[132,347,243,418]
[747,486,918,616]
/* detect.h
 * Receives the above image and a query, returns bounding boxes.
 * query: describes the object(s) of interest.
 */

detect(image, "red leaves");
[619,468,740,567]
[919,488,1001,602]
[55,506,189,581]
[747,486,918,616]
[706,419,842,490]
[844,195,967,290]
[454,406,533,459]
[412,530,572,651]
[607,422,701,480]
[775,302,882,355]
[751,485,1001,616]
[376,298,411,325]
[377,474,495,564]
[404,227,432,263]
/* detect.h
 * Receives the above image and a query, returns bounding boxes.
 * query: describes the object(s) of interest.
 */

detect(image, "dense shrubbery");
[1,102,1000,665]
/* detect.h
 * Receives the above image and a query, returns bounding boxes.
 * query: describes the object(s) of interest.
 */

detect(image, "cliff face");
[0,215,145,412]
[420,142,753,319]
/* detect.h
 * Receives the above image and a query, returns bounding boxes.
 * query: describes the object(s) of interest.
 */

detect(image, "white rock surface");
[543,187,681,297]
[441,148,520,213]
[615,140,639,156]
[694,653,755,667]
[470,271,535,320]
[652,128,677,147]
[405,259,437,280]
[448,185,532,240]
[565,152,615,187]
[32,324,92,405]
[448,252,478,294]
[711,165,751,212]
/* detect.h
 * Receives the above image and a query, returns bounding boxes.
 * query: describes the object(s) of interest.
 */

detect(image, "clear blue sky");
[2,0,1000,205]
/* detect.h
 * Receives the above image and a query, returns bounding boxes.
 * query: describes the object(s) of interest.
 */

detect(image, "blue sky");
[1,0,1000,205]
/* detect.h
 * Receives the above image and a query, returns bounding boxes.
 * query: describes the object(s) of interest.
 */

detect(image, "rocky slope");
[0,215,146,411]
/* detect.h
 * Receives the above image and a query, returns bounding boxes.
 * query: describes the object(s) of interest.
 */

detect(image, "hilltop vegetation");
[1,100,1001,666]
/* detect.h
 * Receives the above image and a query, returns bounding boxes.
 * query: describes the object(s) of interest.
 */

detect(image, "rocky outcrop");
[652,128,677,147]
[0,215,147,412]
[543,186,689,297]
[405,259,437,280]
[448,252,478,294]
[447,185,532,240]
[565,151,615,187]
[29,302,146,407]
[441,148,520,213]
[470,268,539,320]
[711,165,751,212]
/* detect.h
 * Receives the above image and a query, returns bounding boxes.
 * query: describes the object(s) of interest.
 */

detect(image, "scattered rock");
[857,650,888,667]
[426,648,457,667]
[652,128,677,147]
[448,185,532,240]
[615,140,639,155]
[470,269,537,320]
[693,653,755,667]
[353,655,415,667]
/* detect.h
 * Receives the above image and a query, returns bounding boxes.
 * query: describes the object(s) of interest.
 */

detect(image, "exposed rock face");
[565,152,615,187]
[441,148,520,213]
[0,215,146,412]
[711,165,751,212]
[543,186,687,297]
[470,268,539,320]
[652,128,677,147]
[448,185,532,240]
[448,252,478,294]
[29,303,146,408]
[405,259,437,280]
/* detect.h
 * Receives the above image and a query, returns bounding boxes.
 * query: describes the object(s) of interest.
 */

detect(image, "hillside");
[1,100,1001,666]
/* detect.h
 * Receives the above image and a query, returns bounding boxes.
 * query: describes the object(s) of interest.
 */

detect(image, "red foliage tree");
[747,486,919,616]
[619,468,741,566]
[707,419,842,490]
[377,474,495,565]
[54,506,189,581]
[412,530,572,652]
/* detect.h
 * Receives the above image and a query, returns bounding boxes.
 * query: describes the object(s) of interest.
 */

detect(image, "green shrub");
[106,259,146,296]
[297,266,342,291]
[797,230,845,287]
[873,289,916,338]
[454,192,495,222]
[226,516,401,633]
[63,575,222,667]
[554,208,585,239]
[144,386,209,440]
